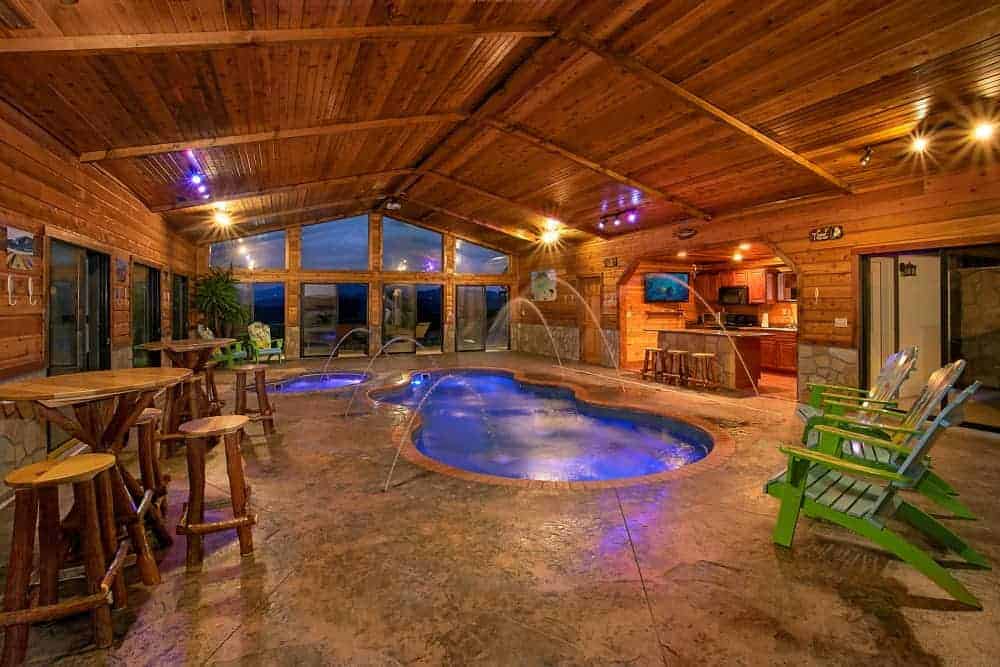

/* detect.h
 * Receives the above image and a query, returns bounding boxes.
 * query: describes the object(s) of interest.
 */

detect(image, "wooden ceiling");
[1,0,998,248]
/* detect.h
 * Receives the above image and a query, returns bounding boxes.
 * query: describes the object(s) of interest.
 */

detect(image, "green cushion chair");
[248,322,285,363]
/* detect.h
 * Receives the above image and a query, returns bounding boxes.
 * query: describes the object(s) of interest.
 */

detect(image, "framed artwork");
[115,258,129,283]
[5,226,35,271]
[530,269,557,302]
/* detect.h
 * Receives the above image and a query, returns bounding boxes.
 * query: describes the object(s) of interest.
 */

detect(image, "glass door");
[383,284,442,353]
[944,245,1000,430]
[131,263,161,367]
[456,285,509,352]
[48,240,110,375]
[171,274,189,339]
[486,285,510,350]
[301,283,369,357]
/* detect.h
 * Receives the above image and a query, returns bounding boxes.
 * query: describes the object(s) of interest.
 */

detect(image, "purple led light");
[190,174,202,185]
[186,149,196,159]
[597,221,605,230]
[201,193,211,199]
[197,184,207,193]
[613,218,621,227]
[627,211,637,223]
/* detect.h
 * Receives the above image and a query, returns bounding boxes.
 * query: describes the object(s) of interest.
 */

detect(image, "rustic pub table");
[0,368,191,602]
[138,338,234,443]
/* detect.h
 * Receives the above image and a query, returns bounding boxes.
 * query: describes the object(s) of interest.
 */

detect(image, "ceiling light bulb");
[973,122,994,141]
[213,201,228,211]
[626,211,637,223]
[247,261,255,270]
[733,252,743,261]
[197,184,207,193]
[201,194,210,199]
[190,174,202,185]
[185,149,196,159]
[859,146,873,166]
[544,218,561,231]
[676,250,687,258]
[613,217,621,227]
[911,136,929,153]
[213,212,231,226]
[597,221,605,230]
[541,229,560,244]
[738,242,751,251]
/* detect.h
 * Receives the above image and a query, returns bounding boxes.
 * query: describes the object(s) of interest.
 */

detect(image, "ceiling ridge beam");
[478,117,711,221]
[560,30,853,194]
[79,113,468,162]
[421,171,562,226]
[0,23,555,55]
[402,195,537,242]
[152,168,415,212]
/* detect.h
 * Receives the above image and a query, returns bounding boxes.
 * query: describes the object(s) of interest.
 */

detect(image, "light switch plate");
[834,317,849,328]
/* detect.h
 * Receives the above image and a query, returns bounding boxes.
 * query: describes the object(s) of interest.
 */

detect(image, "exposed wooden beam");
[171,197,382,228]
[0,23,555,55]
[562,30,853,194]
[420,171,564,227]
[150,169,415,212]
[479,118,712,221]
[403,196,538,242]
[79,113,467,162]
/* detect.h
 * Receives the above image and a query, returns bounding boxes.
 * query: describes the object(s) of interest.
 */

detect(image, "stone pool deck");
[2,352,998,665]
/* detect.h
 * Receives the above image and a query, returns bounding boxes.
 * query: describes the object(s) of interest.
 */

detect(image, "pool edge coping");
[368,366,737,491]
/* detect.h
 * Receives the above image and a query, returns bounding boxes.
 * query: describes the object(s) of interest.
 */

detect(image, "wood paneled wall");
[617,261,698,369]
[518,169,1000,351]
[194,212,517,357]
[0,101,195,378]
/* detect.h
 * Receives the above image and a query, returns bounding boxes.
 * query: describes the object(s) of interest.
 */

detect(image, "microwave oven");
[718,285,749,305]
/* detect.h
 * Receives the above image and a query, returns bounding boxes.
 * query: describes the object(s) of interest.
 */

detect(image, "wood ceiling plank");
[0,23,556,55]
[402,195,538,242]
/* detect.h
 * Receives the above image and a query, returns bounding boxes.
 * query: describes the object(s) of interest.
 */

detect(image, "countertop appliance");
[718,285,749,305]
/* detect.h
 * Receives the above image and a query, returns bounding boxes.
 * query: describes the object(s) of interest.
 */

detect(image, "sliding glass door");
[171,274,189,339]
[456,285,509,352]
[301,283,369,357]
[131,263,161,367]
[48,239,110,375]
[383,284,442,353]
[237,282,286,340]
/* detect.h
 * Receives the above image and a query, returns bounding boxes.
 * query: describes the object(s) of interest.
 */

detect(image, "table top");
[138,338,235,352]
[0,368,192,402]
[645,328,774,338]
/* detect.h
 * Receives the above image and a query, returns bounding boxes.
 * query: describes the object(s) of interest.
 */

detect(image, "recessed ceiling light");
[676,250,688,258]
[973,122,994,141]
[597,220,605,230]
[733,252,743,262]
[612,217,621,227]
[544,218,561,231]
[859,146,873,167]
[541,229,560,244]
[213,212,231,226]
[626,211,637,223]
[738,242,751,251]
[911,136,929,153]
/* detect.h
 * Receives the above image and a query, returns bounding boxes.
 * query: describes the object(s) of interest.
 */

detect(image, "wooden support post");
[35,487,61,607]
[183,437,208,567]
[72,481,113,650]
[224,432,254,556]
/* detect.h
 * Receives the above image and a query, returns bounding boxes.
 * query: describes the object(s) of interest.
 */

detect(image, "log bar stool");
[690,352,720,389]
[134,408,171,523]
[203,361,225,416]
[1,455,125,665]
[177,415,256,568]
[233,364,276,436]
[664,350,690,385]
[641,348,665,382]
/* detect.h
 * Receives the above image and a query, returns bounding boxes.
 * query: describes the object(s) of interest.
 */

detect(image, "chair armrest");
[807,382,868,394]
[820,414,922,437]
[274,339,284,349]
[812,425,912,454]
[820,393,896,406]
[779,445,906,483]
[821,400,906,419]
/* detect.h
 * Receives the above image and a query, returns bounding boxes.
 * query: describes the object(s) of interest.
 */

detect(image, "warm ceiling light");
[544,218,561,231]
[212,201,228,211]
[973,122,995,141]
[733,252,743,261]
[911,136,929,153]
[213,212,231,226]
[597,220,605,230]
[612,217,621,227]
[859,146,873,167]
[541,229,560,244]
[676,250,688,258]
[738,242,751,251]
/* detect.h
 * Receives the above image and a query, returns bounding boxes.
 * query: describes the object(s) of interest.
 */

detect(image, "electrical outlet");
[834,317,849,328]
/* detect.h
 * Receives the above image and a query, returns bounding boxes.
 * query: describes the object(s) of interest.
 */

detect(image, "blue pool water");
[378,370,713,482]
[269,372,369,394]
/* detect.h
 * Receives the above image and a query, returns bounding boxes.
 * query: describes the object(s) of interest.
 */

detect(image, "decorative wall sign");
[808,225,844,242]
[899,261,918,277]
[674,227,698,240]
[603,257,619,268]
[5,226,35,270]
[115,258,129,282]
[530,269,557,302]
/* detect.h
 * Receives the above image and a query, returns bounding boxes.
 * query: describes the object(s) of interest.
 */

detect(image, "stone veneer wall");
[512,323,580,363]
[797,343,859,400]
[0,369,47,502]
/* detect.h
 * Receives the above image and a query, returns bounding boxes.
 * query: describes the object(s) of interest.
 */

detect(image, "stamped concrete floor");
[2,352,999,666]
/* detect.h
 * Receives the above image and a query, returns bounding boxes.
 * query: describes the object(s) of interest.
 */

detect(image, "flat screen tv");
[643,272,689,303]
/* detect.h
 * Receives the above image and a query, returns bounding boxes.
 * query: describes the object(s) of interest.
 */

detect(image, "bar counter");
[644,328,774,390]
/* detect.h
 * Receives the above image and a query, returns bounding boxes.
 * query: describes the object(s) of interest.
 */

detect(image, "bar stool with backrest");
[176,415,256,568]
[1,454,127,665]
[232,364,276,436]
[664,349,690,385]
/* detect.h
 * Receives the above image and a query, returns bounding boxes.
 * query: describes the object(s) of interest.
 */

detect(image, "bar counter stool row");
[0,361,278,665]
[642,347,719,389]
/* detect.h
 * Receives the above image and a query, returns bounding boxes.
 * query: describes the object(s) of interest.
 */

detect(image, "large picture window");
[237,281,286,340]
[301,216,369,271]
[300,283,369,357]
[210,230,286,270]
[382,283,442,353]
[455,239,508,275]
[382,217,442,273]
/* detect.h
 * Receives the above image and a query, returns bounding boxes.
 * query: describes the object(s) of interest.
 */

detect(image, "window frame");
[209,229,288,271]
[380,216,444,274]
[454,238,510,276]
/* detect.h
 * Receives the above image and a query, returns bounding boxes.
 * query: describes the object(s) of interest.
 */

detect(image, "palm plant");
[193,268,248,335]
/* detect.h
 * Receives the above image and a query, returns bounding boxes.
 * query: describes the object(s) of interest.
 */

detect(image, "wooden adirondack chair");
[796,346,918,423]
[248,322,285,363]
[800,360,974,519]
[766,382,989,608]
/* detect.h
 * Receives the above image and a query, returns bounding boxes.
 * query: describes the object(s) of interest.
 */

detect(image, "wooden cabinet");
[730,270,748,287]
[778,340,798,369]
[747,269,766,303]
[694,272,714,303]
[760,338,778,369]
[760,331,797,372]
[777,272,798,301]
[765,271,777,304]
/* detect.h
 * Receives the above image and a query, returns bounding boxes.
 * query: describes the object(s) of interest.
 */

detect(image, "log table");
[138,338,234,445]
[0,368,191,598]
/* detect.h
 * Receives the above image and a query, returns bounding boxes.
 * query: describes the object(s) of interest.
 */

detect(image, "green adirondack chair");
[766,381,988,608]
[800,360,974,519]
[796,346,918,423]
[248,321,285,363]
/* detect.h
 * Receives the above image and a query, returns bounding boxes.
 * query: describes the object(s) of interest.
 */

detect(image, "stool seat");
[691,352,716,357]
[4,454,116,489]
[135,407,162,425]
[179,415,249,437]
[667,349,690,354]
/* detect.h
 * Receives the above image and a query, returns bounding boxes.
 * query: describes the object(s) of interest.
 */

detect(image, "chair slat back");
[868,346,919,401]
[899,360,967,432]
[895,381,980,478]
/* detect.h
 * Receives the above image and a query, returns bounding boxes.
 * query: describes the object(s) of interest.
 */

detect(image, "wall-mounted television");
[643,272,690,303]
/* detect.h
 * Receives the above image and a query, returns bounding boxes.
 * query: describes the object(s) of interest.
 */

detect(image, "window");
[300,283,369,357]
[210,230,286,270]
[132,264,161,368]
[383,284,443,352]
[237,282,286,340]
[382,217,442,273]
[456,285,510,351]
[455,239,509,275]
[171,274,189,340]
[301,216,369,271]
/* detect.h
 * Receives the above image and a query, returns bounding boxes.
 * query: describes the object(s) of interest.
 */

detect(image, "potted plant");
[193,268,248,337]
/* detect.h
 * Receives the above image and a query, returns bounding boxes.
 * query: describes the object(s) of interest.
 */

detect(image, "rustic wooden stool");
[664,350,690,385]
[641,348,665,382]
[203,361,224,416]
[160,374,206,457]
[134,408,171,524]
[1,454,126,665]
[689,352,719,389]
[176,415,256,568]
[232,364,276,436]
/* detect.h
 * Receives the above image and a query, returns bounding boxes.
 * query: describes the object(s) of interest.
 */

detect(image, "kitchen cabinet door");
[778,341,798,370]
[748,269,766,303]
[731,270,749,286]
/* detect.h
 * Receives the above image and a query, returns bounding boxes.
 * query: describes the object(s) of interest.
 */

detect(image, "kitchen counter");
[644,327,775,338]
[645,328,766,390]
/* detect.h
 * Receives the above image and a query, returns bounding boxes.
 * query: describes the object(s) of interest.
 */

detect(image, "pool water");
[269,372,369,394]
[378,371,713,482]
